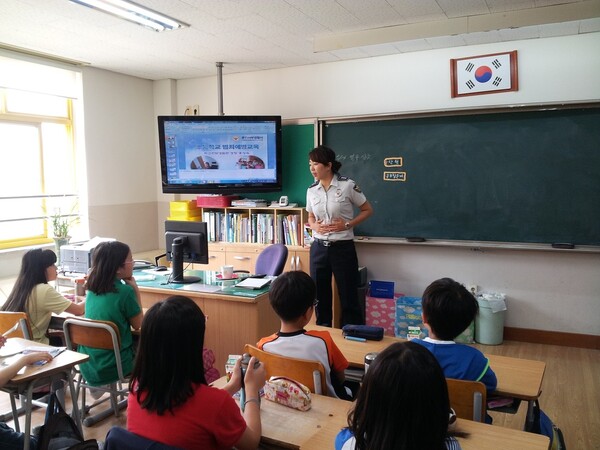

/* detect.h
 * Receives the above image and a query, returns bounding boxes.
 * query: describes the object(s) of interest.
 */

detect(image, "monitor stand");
[170,241,201,284]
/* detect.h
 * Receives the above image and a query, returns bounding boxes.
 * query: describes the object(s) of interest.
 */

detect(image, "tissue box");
[366,293,404,336]
[395,297,428,339]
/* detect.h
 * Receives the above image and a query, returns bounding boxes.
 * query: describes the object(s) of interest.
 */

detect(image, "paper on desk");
[236,277,272,290]
[180,284,221,293]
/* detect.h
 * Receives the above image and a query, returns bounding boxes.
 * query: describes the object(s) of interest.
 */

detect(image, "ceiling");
[0,0,599,80]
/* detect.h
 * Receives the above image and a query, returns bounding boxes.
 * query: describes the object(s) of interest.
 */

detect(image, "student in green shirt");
[79,241,143,388]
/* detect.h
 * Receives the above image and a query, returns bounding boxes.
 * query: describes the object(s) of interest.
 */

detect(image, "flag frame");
[450,50,518,98]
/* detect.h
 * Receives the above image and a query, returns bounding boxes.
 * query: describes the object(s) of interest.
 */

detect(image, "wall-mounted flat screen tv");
[158,115,282,194]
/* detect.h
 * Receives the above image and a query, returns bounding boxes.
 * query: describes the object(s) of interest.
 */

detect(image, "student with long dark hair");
[79,241,142,387]
[2,248,84,343]
[335,341,461,450]
[127,295,265,450]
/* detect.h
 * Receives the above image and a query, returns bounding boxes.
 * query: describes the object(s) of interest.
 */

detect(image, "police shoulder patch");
[353,183,363,193]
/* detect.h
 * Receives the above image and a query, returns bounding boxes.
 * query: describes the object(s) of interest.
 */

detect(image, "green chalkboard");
[323,106,600,245]
[246,122,315,205]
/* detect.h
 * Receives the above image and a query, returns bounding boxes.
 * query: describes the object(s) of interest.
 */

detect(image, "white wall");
[176,33,600,118]
[173,33,600,335]
[81,67,159,252]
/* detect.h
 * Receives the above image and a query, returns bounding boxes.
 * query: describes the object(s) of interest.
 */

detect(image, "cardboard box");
[366,293,404,336]
[196,195,240,207]
[455,321,475,344]
[395,297,428,339]
[368,280,395,299]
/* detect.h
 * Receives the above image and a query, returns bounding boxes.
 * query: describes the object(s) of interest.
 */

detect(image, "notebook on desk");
[235,277,272,290]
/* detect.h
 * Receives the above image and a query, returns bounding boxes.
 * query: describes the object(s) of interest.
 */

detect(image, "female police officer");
[306,145,373,327]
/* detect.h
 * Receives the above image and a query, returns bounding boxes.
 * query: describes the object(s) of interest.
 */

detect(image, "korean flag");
[455,53,513,96]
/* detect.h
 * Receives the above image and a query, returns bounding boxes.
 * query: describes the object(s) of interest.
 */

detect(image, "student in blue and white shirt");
[335,341,462,450]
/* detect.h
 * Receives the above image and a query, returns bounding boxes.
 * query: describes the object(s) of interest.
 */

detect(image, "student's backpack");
[531,400,566,450]
[38,392,99,450]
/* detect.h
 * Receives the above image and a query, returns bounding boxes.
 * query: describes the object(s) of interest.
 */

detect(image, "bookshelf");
[190,206,310,273]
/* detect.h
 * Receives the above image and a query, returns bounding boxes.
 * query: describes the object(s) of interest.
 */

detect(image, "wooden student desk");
[306,325,546,430]
[135,269,279,373]
[302,410,550,450]
[0,338,89,450]
[307,325,546,400]
[211,377,549,450]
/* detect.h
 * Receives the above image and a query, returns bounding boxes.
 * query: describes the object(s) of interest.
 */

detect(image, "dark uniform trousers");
[310,239,364,327]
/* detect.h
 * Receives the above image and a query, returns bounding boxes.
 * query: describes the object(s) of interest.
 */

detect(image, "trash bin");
[475,293,507,345]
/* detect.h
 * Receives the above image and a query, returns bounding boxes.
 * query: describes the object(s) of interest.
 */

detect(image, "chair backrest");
[105,426,182,450]
[0,311,33,339]
[254,244,288,276]
[446,378,487,422]
[63,317,126,381]
[244,344,327,395]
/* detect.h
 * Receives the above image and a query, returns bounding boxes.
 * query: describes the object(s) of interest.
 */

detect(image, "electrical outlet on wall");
[184,105,200,115]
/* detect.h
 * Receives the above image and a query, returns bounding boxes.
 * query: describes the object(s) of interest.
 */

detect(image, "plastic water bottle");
[240,353,260,411]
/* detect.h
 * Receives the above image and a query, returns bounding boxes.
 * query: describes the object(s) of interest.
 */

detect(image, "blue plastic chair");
[104,427,182,450]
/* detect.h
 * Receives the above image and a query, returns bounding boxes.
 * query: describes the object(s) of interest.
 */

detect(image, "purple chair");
[235,243,289,277]
[255,243,289,276]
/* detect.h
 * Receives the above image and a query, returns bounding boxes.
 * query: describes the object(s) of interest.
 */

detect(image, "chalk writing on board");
[384,157,403,167]
[337,153,373,162]
[383,171,406,182]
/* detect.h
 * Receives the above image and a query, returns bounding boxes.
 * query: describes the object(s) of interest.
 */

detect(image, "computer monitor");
[165,220,209,284]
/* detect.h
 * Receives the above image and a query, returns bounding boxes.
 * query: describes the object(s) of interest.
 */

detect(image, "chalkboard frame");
[318,102,600,252]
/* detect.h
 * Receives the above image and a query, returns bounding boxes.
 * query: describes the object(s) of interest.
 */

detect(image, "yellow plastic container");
[169,200,198,213]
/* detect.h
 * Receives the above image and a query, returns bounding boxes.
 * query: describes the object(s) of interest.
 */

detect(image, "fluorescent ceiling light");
[69,0,189,32]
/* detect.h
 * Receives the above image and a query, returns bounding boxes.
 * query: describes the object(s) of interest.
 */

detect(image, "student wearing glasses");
[78,241,143,391]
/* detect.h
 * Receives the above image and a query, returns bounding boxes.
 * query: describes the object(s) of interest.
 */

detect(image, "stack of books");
[231,198,268,207]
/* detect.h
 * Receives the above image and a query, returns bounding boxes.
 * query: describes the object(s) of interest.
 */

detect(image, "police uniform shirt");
[306,174,367,241]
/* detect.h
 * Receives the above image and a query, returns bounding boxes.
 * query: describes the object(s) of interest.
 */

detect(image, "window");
[0,54,84,250]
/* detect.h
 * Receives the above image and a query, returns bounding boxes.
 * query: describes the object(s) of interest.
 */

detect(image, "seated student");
[0,335,53,450]
[79,241,143,390]
[336,341,461,450]
[257,271,351,399]
[412,277,497,422]
[1,248,85,344]
[127,295,265,450]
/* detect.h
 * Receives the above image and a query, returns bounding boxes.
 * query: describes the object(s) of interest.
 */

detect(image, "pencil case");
[342,324,385,341]
[263,376,312,411]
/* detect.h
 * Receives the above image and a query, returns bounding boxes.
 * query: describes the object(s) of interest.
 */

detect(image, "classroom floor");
[1,339,598,449]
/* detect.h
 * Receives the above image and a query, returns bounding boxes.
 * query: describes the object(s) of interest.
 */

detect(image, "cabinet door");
[200,244,226,270]
[226,247,260,272]
[286,249,310,274]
